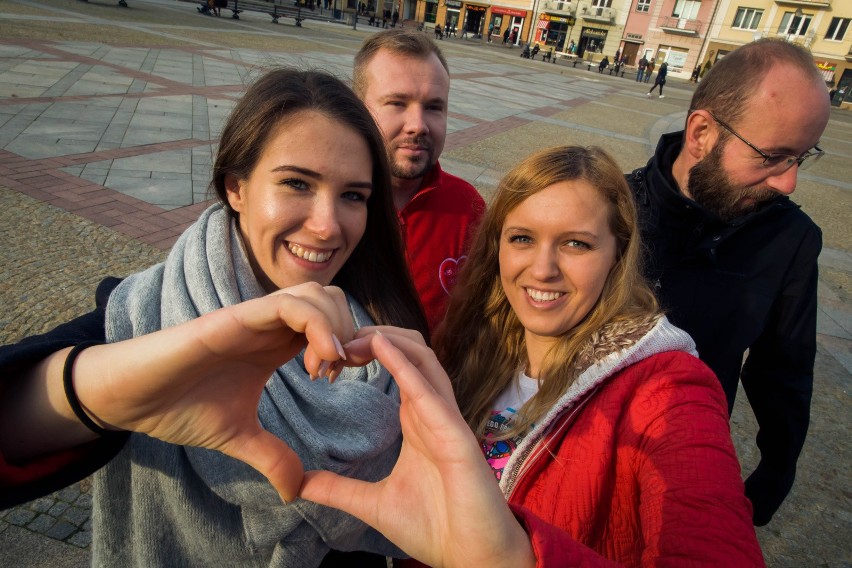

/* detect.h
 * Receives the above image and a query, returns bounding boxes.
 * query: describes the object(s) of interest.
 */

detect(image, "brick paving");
[0,0,850,566]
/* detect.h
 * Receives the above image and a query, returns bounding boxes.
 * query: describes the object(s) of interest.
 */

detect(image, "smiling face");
[499,180,618,375]
[360,50,449,187]
[225,111,373,292]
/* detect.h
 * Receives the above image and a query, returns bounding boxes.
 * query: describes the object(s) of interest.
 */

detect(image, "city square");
[0,0,850,565]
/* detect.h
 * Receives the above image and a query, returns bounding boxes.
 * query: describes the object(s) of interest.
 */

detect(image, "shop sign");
[626,33,642,40]
[446,0,462,7]
[491,6,527,17]
[581,27,607,38]
[547,14,574,24]
[817,61,836,72]
[466,4,487,11]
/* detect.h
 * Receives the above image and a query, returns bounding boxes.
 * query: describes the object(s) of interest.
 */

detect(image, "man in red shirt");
[353,30,485,333]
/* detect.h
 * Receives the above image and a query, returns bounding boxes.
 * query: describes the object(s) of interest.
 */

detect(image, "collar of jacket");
[634,131,800,250]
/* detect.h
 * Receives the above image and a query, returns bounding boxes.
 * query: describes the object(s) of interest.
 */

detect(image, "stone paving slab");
[0,0,850,566]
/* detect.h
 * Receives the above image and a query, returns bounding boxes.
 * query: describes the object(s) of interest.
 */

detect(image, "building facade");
[620,0,722,77]
[702,0,851,107]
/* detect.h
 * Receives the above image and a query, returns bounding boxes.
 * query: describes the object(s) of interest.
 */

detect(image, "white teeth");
[288,243,332,263]
[526,288,564,302]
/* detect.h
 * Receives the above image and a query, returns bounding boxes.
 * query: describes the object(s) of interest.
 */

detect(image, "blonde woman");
[302,146,764,567]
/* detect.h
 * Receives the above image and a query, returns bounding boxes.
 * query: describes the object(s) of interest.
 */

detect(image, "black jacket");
[628,131,820,526]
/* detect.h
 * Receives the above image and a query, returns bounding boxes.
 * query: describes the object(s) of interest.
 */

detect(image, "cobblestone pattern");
[1,484,93,548]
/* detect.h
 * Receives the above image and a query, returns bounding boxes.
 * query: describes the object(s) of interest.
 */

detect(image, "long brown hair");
[434,146,657,437]
[212,68,428,338]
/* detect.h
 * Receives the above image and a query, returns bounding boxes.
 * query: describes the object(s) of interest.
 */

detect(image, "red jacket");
[507,350,764,567]
[397,162,485,333]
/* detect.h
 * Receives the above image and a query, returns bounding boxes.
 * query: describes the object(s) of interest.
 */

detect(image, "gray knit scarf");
[94,204,402,566]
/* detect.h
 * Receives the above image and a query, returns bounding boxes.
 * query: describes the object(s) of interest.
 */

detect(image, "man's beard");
[388,136,435,180]
[687,141,779,223]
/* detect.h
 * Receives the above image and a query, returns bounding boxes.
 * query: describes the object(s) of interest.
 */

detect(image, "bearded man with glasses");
[627,38,830,527]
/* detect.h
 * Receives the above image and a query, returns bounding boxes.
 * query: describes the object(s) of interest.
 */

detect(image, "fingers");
[368,333,459,412]
[225,429,306,502]
[344,332,457,406]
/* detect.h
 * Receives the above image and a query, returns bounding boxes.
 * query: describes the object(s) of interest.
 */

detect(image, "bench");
[269,4,303,25]
[551,52,577,65]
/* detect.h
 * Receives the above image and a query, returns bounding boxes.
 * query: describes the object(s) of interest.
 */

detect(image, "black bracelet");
[62,341,117,437]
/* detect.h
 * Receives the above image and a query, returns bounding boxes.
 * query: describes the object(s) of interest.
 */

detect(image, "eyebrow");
[271,165,373,190]
[503,226,600,240]
[379,92,447,106]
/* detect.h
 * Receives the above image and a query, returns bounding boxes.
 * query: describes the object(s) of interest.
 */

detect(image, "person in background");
[353,30,485,333]
[644,57,655,83]
[300,145,765,567]
[647,61,668,98]
[636,54,648,82]
[0,68,427,567]
[627,38,830,525]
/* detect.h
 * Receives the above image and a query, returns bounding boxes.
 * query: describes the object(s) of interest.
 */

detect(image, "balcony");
[768,29,817,48]
[774,0,830,8]
[658,16,703,36]
[542,0,576,13]
[580,6,614,24]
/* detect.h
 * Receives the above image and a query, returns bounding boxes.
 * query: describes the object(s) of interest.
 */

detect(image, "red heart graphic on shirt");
[439,256,467,294]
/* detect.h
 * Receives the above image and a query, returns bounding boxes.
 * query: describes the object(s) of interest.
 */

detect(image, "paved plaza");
[0,0,850,565]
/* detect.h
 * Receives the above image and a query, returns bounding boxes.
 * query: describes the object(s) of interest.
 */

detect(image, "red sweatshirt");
[397,162,485,333]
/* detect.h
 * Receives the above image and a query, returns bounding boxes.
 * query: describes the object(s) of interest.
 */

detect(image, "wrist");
[63,342,122,435]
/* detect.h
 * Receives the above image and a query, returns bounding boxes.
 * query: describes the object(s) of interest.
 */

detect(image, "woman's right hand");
[3,282,354,501]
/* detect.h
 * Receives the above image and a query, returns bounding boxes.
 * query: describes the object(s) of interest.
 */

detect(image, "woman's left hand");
[299,330,536,568]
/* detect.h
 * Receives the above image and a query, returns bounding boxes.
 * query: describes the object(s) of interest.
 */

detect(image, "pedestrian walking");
[648,61,668,98]
[502,27,510,45]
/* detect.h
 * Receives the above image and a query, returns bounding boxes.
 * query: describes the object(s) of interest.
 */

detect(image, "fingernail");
[328,360,345,384]
[332,334,346,360]
[317,360,332,379]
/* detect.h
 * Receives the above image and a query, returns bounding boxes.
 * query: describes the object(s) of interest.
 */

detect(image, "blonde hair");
[434,146,658,438]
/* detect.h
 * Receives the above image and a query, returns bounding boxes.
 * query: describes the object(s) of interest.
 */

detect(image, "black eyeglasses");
[706,111,824,174]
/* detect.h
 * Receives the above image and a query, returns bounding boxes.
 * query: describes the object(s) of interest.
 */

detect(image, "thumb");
[299,470,376,524]
[225,430,305,502]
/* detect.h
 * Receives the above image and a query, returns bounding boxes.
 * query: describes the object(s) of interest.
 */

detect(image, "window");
[672,0,700,20]
[592,0,612,7]
[732,8,762,30]
[636,0,650,13]
[825,17,850,41]
[778,11,812,36]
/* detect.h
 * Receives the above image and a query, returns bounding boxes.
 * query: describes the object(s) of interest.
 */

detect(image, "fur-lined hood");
[499,314,697,496]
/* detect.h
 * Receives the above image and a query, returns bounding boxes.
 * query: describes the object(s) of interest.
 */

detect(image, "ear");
[683,110,719,161]
[224,174,245,214]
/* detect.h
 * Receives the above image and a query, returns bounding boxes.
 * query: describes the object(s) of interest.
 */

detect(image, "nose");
[403,105,429,136]
[530,245,560,281]
[304,194,341,241]
[764,164,799,196]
